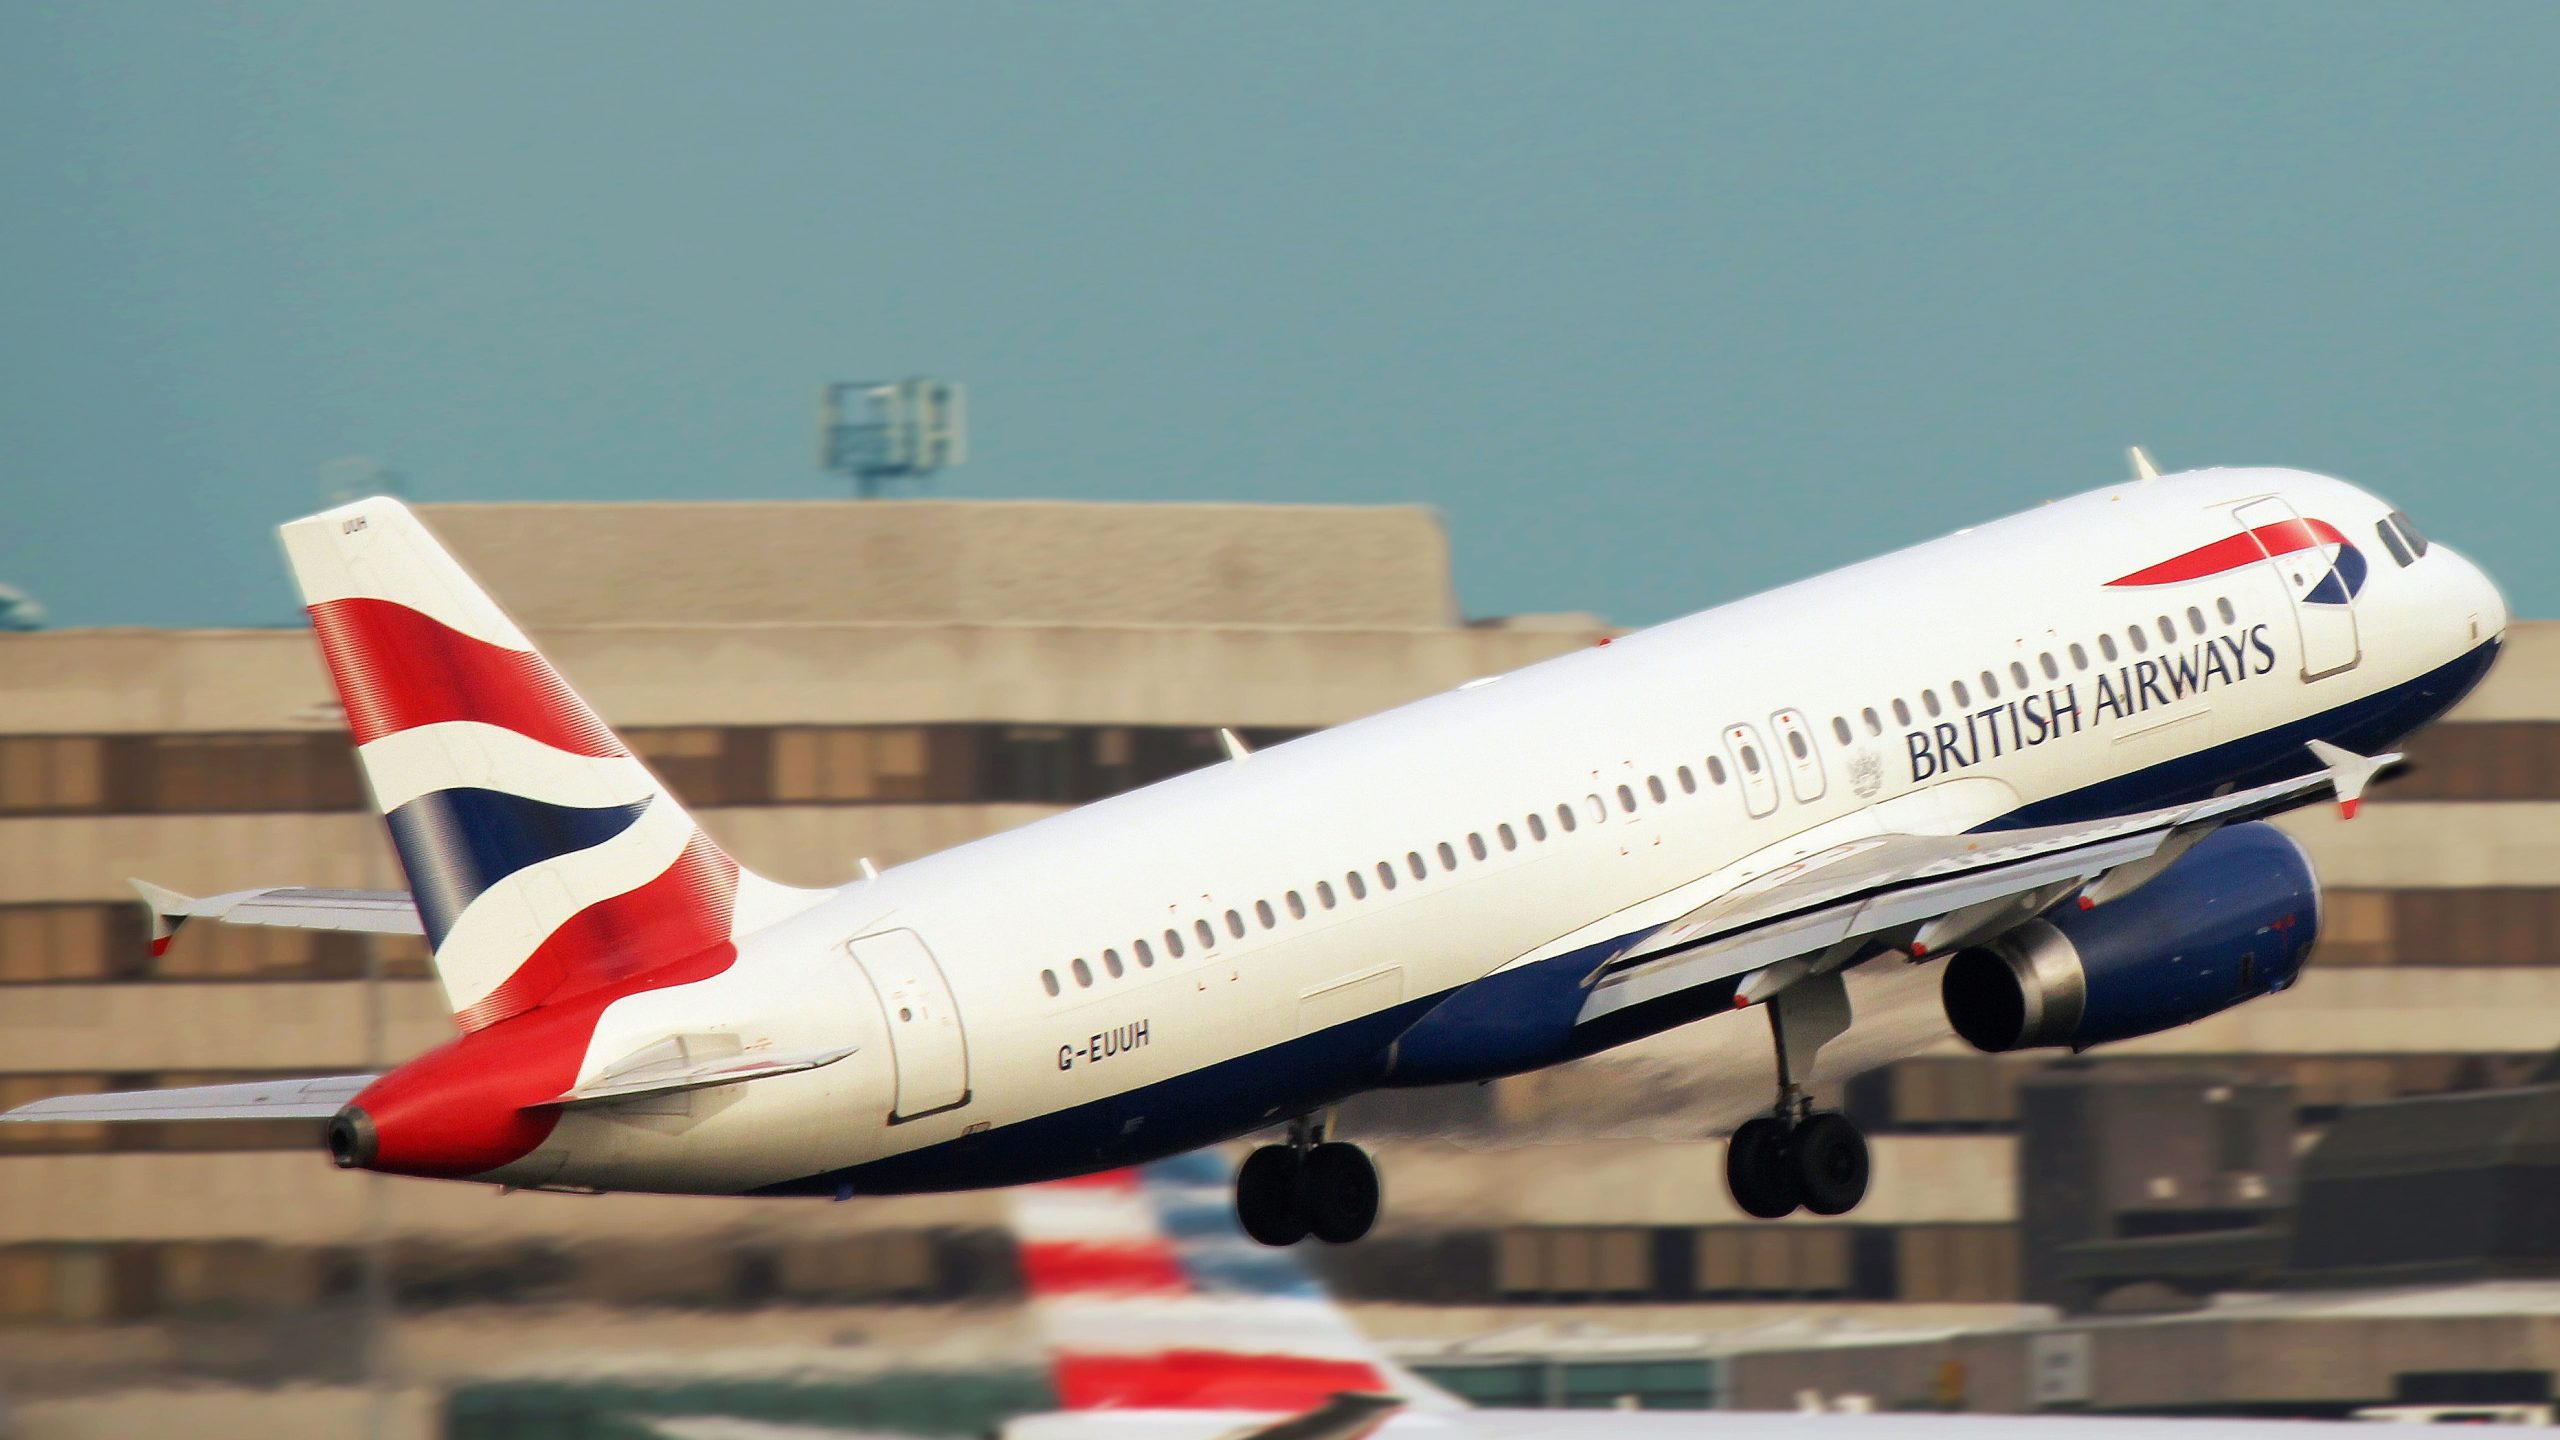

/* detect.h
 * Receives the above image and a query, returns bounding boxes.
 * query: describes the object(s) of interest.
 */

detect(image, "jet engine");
[1940,822,2318,1053]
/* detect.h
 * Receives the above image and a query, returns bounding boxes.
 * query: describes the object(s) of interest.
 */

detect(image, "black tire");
[1236,1144,1309,1247]
[1792,1112,1871,1217]
[1302,1142,1382,1245]
[1725,1115,1800,1219]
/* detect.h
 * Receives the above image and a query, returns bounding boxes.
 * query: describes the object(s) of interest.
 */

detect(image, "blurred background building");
[1,496,2555,1435]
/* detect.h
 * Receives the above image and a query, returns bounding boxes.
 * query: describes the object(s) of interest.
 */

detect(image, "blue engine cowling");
[1940,821,2319,1053]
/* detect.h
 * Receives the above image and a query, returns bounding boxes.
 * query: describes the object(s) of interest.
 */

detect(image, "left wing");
[0,1074,374,1123]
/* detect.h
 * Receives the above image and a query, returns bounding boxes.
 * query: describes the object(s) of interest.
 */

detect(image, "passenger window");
[1286,891,1306,920]
[1136,938,1155,967]
[1104,947,1124,978]
[1226,909,1246,938]
[1497,823,1517,851]
[2128,625,2148,654]
[1647,775,1668,804]
[2186,606,2206,635]
[2099,634,2119,662]
[1831,716,1853,745]
[1677,766,1697,794]
[1166,928,1186,959]
[1315,882,1336,910]
[1706,756,1728,785]
[1409,851,1428,879]
[1951,680,1971,707]
[1379,861,1399,889]
[2157,616,2176,644]
[2217,597,2237,624]
[2376,519,2415,568]
[1585,794,1606,822]
[1196,919,1217,948]
[1437,842,1457,871]
[1786,731,1809,760]
[1923,690,1942,718]
[1862,707,1883,735]
[1617,784,1637,813]
[1469,832,1489,860]
[1256,900,1276,930]
[1347,870,1368,900]
[1740,745,1762,775]
[2069,643,2089,670]
[1978,671,1998,700]
[2039,653,2059,681]
[1558,804,1579,833]
[1527,812,1548,841]
[1891,699,1912,727]
[1042,969,1061,997]
[1072,958,1093,987]
[2011,661,2030,688]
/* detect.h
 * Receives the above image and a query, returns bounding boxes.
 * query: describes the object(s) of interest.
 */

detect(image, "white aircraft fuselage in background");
[6,466,2508,1240]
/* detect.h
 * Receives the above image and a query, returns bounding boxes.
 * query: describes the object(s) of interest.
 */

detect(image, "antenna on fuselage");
[2129,446,2160,482]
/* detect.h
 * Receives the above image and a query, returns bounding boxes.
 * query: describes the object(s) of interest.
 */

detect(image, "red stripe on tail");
[453,831,738,1032]
[308,597,623,755]
[1019,1241,1190,1298]
[1053,1351,1389,1412]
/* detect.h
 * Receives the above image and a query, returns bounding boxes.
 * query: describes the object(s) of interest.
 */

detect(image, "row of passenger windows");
[1821,596,2240,744]
[1040,756,1767,997]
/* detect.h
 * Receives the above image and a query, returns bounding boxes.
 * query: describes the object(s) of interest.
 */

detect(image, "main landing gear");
[1236,1115,1380,1247]
[1724,969,1871,1219]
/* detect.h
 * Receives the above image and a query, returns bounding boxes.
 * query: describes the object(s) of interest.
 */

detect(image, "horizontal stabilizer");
[540,1034,857,1110]
[132,878,422,955]
[1,1074,374,1123]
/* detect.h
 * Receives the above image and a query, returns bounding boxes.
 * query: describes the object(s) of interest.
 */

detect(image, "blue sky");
[3,3,2554,628]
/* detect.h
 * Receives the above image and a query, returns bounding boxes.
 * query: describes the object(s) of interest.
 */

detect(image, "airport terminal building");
[3,496,2558,1433]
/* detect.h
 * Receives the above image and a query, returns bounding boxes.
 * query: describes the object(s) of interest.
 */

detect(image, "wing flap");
[1,1075,374,1123]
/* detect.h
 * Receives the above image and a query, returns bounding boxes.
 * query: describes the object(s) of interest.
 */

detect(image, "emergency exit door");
[846,929,971,1121]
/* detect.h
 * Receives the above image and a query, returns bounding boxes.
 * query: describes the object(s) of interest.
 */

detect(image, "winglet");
[2306,739,2400,820]
[129,878,194,957]
[2129,446,2160,482]
[1220,727,1252,762]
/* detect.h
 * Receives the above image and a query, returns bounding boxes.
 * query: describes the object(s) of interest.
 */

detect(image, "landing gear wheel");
[1236,1144,1309,1247]
[1792,1112,1871,1217]
[1725,1115,1801,1219]
[1301,1142,1381,1245]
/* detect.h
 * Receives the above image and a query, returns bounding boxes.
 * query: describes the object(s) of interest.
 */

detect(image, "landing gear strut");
[1723,969,1871,1219]
[1236,1114,1381,1247]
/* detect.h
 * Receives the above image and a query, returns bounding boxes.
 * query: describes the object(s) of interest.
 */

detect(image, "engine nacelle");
[1941,822,2319,1053]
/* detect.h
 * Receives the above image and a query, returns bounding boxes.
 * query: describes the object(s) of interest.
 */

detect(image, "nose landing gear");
[1723,969,1872,1219]
[1236,1114,1380,1246]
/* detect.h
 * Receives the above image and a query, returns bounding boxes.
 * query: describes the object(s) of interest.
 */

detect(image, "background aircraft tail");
[1007,1153,1460,1418]
[279,496,819,1032]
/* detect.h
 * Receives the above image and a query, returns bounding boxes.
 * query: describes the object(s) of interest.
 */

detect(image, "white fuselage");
[508,468,2506,1196]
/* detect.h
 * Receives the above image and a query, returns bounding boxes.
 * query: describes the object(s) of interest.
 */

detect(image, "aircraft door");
[1769,709,1828,803]
[1721,722,1781,818]
[2231,497,2362,682]
[845,928,971,1121]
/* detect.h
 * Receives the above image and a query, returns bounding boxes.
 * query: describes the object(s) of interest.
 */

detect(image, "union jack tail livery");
[281,497,814,1032]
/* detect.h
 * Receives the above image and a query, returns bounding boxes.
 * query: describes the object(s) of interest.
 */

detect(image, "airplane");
[650,1152,2407,1438]
[3,458,2508,1248]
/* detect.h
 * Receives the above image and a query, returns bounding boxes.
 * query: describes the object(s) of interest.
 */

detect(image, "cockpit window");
[2375,517,2415,568]
[2388,510,2429,557]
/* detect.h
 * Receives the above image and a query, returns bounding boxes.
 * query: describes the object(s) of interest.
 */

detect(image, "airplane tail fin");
[279,496,819,1032]
[1007,1154,1460,1417]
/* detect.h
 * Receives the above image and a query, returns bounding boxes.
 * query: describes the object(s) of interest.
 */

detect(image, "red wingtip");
[2077,895,2097,911]
[1909,942,1930,958]
[148,936,171,957]
[2339,798,2361,820]
[1731,994,1750,1010]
